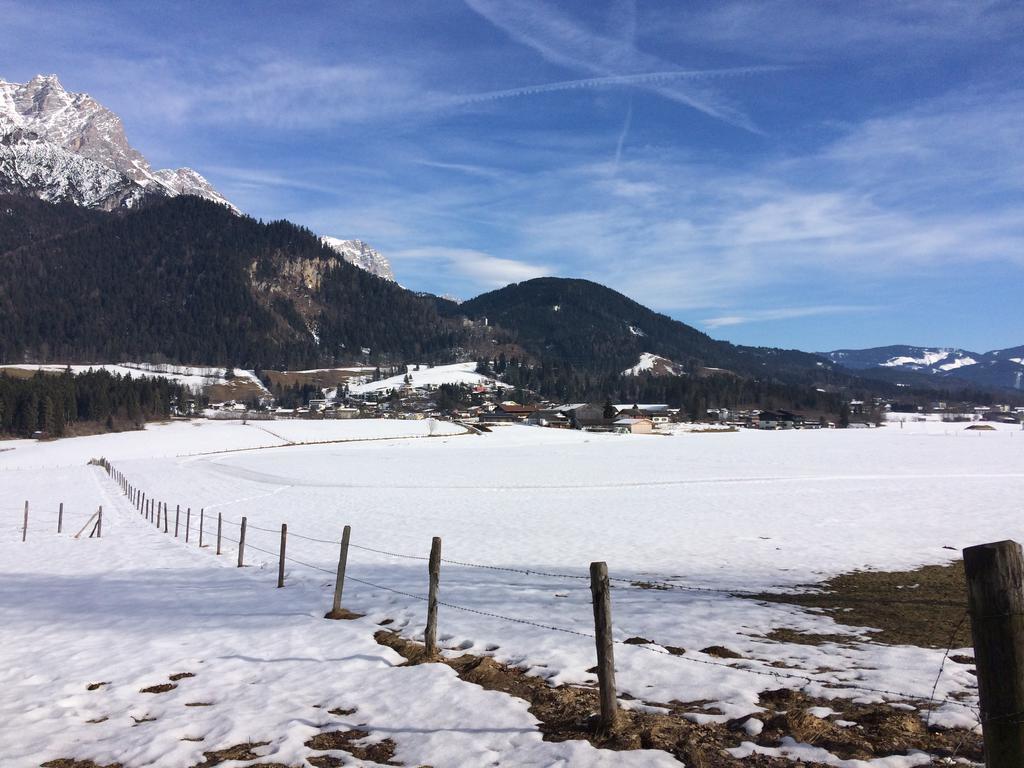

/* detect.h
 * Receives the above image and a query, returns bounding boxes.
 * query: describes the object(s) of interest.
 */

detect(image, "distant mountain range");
[823,345,1024,392]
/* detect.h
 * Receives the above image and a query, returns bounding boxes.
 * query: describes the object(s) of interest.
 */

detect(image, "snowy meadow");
[2,419,1022,767]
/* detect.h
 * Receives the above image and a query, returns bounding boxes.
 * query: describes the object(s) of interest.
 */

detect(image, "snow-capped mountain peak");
[321,236,395,281]
[0,74,235,211]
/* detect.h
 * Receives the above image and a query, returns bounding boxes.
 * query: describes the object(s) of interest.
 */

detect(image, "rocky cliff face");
[0,74,233,211]
[321,236,395,281]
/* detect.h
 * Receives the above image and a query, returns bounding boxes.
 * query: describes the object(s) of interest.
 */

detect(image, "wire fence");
[46,458,983,726]
[181,506,982,715]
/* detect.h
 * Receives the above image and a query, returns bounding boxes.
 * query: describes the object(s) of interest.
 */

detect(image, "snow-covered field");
[2,419,1021,766]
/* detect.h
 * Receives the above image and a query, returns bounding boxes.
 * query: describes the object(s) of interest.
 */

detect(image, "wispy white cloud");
[393,246,553,289]
[703,305,879,329]
[652,0,1024,61]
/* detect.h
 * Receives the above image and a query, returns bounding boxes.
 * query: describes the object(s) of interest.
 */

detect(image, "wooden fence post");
[57,502,63,534]
[175,505,180,538]
[278,523,287,588]
[216,513,222,555]
[964,540,1024,768]
[590,561,619,732]
[199,509,205,547]
[96,506,102,538]
[163,503,168,534]
[237,516,247,567]
[326,525,352,619]
[22,501,28,542]
[425,536,442,658]
[156,502,161,528]
[185,507,191,543]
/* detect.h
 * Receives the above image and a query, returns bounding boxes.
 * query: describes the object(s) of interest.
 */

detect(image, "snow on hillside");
[348,362,510,395]
[622,352,683,376]
[936,356,977,371]
[0,362,270,396]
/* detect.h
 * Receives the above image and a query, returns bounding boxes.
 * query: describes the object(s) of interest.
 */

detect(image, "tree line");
[0,368,193,438]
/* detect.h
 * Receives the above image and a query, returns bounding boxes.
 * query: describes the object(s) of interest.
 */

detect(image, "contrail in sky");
[451,66,786,106]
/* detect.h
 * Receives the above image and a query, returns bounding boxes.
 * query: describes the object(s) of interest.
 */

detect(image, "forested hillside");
[0,195,461,367]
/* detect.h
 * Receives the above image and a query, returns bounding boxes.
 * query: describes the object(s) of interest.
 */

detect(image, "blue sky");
[2,0,1022,352]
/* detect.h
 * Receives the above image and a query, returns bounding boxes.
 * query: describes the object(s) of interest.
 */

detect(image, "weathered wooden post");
[237,516,247,567]
[22,501,28,542]
[199,509,205,547]
[325,525,352,619]
[964,540,1024,768]
[57,502,63,534]
[96,506,102,538]
[590,561,619,732]
[277,523,287,588]
[185,507,191,543]
[216,513,222,555]
[156,502,161,528]
[163,503,168,534]
[175,505,180,538]
[425,537,442,658]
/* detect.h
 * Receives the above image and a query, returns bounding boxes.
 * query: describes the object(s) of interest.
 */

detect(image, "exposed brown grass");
[374,628,981,766]
[306,729,400,765]
[262,369,369,390]
[754,561,971,648]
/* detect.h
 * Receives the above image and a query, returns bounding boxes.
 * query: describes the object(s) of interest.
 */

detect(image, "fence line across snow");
[93,455,990,730]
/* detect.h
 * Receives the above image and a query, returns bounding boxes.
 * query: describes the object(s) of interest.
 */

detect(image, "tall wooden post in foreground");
[57,502,63,534]
[964,540,1024,768]
[424,537,442,658]
[237,516,247,567]
[22,501,28,542]
[216,513,222,555]
[325,525,352,619]
[590,561,618,731]
[277,524,287,588]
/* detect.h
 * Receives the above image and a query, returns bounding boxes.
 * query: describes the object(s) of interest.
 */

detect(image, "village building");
[613,417,654,434]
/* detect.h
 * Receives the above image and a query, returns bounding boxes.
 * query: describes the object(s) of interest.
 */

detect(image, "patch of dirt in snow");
[190,741,281,768]
[138,682,176,694]
[374,629,982,767]
[754,561,971,648]
[751,689,982,764]
[305,729,400,765]
[42,761,123,768]
[761,629,860,647]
